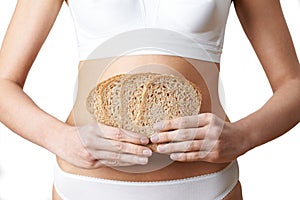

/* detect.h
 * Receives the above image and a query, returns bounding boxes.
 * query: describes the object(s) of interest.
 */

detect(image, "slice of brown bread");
[136,75,202,138]
[101,74,127,126]
[120,73,160,133]
[86,74,124,123]
[86,88,97,117]
[108,74,129,127]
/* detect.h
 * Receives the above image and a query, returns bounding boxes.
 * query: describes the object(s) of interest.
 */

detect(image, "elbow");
[271,68,300,93]
[271,73,300,122]
[0,76,25,90]
[286,76,300,122]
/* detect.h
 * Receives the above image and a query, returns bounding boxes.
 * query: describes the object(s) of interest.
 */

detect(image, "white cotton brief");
[53,160,239,200]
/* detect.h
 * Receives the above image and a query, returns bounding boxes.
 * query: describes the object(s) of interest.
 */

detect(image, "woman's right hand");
[58,123,153,169]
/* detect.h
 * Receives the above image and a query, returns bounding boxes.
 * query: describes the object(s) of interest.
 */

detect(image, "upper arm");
[0,0,64,87]
[234,0,300,91]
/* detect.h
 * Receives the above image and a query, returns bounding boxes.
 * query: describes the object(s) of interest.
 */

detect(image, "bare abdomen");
[57,54,230,181]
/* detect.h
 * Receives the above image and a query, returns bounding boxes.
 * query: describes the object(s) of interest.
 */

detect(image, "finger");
[97,123,149,145]
[91,160,134,167]
[156,140,203,154]
[150,127,207,143]
[153,114,210,131]
[92,150,149,165]
[98,160,136,167]
[170,151,212,162]
[93,138,152,156]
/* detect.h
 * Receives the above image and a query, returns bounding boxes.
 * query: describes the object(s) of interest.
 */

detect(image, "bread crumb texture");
[86,73,202,151]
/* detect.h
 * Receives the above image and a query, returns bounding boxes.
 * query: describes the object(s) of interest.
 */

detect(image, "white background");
[0,0,299,199]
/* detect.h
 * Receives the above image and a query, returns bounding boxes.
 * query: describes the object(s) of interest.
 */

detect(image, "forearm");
[0,78,70,153]
[233,78,300,151]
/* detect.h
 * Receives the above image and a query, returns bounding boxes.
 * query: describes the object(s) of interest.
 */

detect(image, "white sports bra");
[67,0,232,63]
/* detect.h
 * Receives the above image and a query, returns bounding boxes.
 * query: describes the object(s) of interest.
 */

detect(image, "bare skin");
[0,0,299,200]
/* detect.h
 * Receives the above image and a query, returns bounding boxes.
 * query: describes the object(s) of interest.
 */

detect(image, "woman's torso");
[57,54,231,181]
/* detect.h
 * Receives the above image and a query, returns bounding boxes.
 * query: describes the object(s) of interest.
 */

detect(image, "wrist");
[42,120,74,156]
[231,119,257,155]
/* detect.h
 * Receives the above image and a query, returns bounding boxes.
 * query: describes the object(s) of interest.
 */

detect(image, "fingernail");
[157,145,166,152]
[143,149,152,156]
[138,157,148,164]
[150,134,159,143]
[140,137,149,144]
[153,122,163,131]
[170,153,180,160]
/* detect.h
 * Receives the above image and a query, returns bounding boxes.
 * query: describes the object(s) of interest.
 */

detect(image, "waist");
[59,54,229,181]
[58,156,230,181]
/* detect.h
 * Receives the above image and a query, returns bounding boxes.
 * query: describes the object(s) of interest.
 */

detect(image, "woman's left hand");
[150,113,250,163]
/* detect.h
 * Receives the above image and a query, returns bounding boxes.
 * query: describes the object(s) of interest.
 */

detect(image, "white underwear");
[53,160,239,200]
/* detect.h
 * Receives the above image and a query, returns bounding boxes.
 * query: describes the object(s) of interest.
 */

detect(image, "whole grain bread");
[136,75,202,136]
[120,73,159,133]
[101,74,126,126]
[86,73,202,151]
[86,74,125,123]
